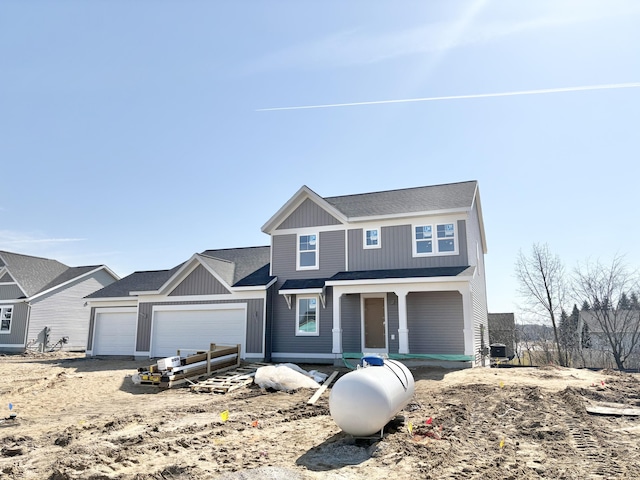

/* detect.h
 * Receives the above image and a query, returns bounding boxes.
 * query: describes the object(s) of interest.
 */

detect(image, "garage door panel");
[94,311,136,355]
[151,308,245,358]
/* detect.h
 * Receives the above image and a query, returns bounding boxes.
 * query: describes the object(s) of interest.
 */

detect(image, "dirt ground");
[0,353,639,479]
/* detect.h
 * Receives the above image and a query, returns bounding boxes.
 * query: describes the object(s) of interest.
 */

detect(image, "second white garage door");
[150,305,246,358]
[93,309,137,355]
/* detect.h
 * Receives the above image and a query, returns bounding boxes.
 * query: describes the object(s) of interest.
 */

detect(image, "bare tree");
[515,243,567,366]
[573,256,640,370]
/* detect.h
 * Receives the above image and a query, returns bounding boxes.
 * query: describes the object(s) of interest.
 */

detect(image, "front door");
[363,296,387,352]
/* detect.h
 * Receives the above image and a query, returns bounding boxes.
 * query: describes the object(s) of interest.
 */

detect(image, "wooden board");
[189,362,270,393]
[586,404,640,416]
[307,371,339,405]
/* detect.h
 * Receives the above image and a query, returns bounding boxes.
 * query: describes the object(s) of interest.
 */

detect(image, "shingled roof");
[323,181,478,218]
[199,246,272,286]
[0,251,113,298]
[85,266,181,299]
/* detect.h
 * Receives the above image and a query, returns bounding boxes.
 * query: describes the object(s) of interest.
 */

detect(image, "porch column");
[332,291,343,354]
[396,289,409,354]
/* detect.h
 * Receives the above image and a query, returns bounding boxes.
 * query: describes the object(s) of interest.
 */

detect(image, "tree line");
[515,244,640,370]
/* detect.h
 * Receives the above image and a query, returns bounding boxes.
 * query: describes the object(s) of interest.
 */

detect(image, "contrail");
[257,82,640,112]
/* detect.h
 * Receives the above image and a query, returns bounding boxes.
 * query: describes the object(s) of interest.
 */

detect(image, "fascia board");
[347,207,470,223]
[471,186,488,254]
[325,274,475,287]
[29,266,116,302]
[278,287,323,295]
[232,277,278,292]
[85,299,138,307]
[261,185,347,233]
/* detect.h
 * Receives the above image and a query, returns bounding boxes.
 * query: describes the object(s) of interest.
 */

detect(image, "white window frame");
[297,233,319,270]
[0,305,13,334]
[412,222,458,256]
[363,227,381,249]
[296,295,319,336]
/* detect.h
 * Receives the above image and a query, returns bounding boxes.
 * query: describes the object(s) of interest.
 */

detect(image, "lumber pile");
[136,343,241,388]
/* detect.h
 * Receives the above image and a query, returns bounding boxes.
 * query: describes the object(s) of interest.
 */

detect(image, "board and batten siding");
[0,272,14,282]
[270,289,333,354]
[271,231,346,280]
[406,291,464,354]
[169,265,231,296]
[27,270,115,351]
[340,293,361,353]
[276,198,342,230]
[0,301,29,346]
[347,220,468,271]
[136,299,265,354]
[466,201,489,364]
[386,293,400,354]
[0,284,25,301]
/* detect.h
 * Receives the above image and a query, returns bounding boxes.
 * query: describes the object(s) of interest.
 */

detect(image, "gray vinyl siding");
[276,198,342,230]
[169,265,231,296]
[270,289,333,354]
[136,298,265,354]
[0,272,13,282]
[341,293,361,353]
[347,220,468,271]
[0,284,25,300]
[387,293,400,353]
[271,230,346,280]
[0,302,28,346]
[407,291,464,354]
[466,202,489,364]
[27,270,115,351]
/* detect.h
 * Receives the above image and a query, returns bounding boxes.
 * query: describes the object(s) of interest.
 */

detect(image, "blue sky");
[1,1,639,315]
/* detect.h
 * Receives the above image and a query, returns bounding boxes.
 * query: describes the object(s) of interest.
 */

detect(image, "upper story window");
[414,222,457,256]
[0,306,13,333]
[296,296,319,336]
[298,234,318,270]
[363,228,381,249]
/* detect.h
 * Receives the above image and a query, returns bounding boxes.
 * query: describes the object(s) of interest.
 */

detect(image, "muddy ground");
[0,353,639,479]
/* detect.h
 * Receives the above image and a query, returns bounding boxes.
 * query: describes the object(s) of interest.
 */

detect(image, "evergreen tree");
[581,300,590,311]
[581,323,592,349]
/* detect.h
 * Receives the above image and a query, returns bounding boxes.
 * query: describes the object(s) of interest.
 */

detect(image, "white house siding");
[27,270,115,351]
[466,202,489,365]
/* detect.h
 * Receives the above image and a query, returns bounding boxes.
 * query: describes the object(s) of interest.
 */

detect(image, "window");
[414,222,457,256]
[0,306,13,333]
[298,234,318,269]
[415,225,433,254]
[364,228,381,249]
[296,296,318,336]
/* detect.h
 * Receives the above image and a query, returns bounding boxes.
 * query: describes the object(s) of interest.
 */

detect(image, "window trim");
[297,233,319,270]
[412,222,458,257]
[363,227,381,249]
[0,305,13,334]
[296,295,319,336]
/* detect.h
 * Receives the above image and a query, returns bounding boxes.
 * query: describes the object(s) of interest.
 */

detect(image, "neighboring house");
[488,313,516,358]
[262,181,489,367]
[86,180,489,367]
[85,247,274,359]
[578,309,640,369]
[0,251,119,353]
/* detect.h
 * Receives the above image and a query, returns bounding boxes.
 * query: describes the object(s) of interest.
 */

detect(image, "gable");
[276,198,343,230]
[0,272,13,283]
[0,283,25,300]
[168,264,231,296]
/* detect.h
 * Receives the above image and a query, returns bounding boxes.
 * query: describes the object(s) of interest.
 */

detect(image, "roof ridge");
[323,180,477,200]
[0,250,69,265]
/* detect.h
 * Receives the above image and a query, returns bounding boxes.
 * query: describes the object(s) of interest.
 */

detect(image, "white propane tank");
[329,357,415,436]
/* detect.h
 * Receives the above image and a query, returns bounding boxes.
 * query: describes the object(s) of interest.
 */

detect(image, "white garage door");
[151,306,246,358]
[93,310,137,355]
